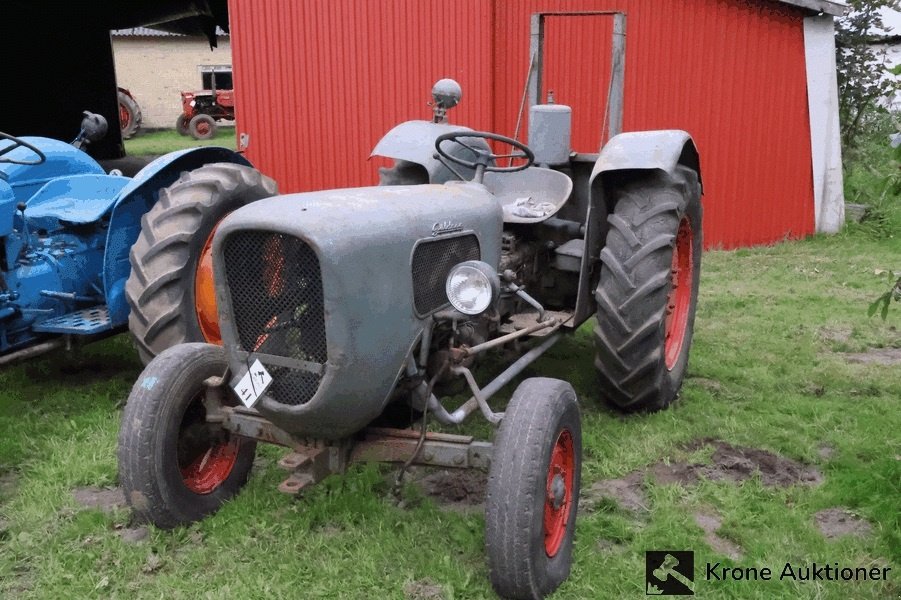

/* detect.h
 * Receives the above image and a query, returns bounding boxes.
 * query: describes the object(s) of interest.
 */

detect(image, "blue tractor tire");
[126,163,277,364]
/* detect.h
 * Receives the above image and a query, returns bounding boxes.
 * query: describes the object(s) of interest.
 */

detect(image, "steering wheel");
[435,131,534,183]
[0,132,46,166]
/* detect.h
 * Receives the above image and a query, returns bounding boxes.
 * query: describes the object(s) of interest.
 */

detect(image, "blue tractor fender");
[103,146,252,325]
[590,130,702,189]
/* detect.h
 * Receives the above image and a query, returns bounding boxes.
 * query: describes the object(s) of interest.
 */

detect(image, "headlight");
[445,261,499,315]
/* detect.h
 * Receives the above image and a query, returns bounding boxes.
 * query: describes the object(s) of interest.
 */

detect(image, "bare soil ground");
[842,347,901,365]
[814,508,873,539]
[583,438,822,515]
[408,467,487,513]
[693,509,743,559]
[72,486,125,512]
[403,578,447,600]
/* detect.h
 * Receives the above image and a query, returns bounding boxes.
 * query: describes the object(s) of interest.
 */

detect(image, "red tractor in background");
[176,65,235,140]
[117,87,142,140]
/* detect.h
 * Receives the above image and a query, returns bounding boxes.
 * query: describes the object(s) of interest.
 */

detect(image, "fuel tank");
[212,182,502,439]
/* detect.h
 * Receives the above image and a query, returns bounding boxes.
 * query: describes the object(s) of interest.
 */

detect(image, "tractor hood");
[212,182,502,439]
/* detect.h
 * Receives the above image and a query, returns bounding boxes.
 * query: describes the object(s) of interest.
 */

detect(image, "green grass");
[0,137,899,597]
[0,234,897,599]
[124,127,237,156]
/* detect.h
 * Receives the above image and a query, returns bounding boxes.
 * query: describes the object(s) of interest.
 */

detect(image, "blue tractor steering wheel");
[0,132,46,166]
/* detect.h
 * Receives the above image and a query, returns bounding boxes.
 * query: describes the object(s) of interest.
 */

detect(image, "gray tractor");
[118,15,702,599]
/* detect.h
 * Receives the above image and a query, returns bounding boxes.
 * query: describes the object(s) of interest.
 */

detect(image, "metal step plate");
[33,306,113,335]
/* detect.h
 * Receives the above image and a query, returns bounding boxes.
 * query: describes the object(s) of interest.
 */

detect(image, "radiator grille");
[223,231,326,406]
[411,234,480,315]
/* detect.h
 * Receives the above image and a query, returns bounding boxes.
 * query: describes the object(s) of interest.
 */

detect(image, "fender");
[371,120,491,184]
[102,147,252,325]
[571,131,702,329]
[590,130,702,187]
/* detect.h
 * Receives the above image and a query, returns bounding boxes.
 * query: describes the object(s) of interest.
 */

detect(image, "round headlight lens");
[446,261,499,315]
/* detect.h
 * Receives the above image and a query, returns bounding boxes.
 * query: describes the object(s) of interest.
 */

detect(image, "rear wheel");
[126,163,277,364]
[189,114,217,140]
[593,167,702,411]
[118,343,256,528]
[118,89,142,139]
[175,114,190,136]
[485,378,582,600]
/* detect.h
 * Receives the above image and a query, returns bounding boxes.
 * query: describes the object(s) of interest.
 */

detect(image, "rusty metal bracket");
[220,406,300,448]
[350,427,493,471]
[276,445,342,495]
[219,411,494,497]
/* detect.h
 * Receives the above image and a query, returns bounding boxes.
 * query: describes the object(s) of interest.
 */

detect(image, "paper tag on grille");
[232,359,273,408]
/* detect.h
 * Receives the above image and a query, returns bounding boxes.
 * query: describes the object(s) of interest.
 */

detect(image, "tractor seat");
[482,167,573,224]
[25,174,129,231]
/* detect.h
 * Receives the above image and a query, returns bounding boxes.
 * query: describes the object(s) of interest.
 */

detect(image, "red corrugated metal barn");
[226,0,845,249]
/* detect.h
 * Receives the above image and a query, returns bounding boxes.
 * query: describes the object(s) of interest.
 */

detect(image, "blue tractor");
[0,112,276,365]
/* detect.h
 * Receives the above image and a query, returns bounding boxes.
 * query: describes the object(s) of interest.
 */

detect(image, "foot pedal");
[33,305,114,335]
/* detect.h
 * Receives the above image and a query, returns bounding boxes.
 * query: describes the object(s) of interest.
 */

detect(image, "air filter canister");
[528,103,572,166]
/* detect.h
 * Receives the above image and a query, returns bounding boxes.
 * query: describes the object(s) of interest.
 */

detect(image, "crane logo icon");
[645,551,695,595]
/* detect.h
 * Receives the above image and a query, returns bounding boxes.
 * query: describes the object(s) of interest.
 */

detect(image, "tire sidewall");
[124,344,255,525]
[189,114,216,140]
[526,397,582,592]
[176,114,190,136]
[487,378,582,598]
[661,174,702,400]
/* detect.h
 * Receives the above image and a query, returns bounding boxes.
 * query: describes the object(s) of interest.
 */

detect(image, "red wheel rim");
[543,429,575,557]
[196,121,211,136]
[664,216,694,370]
[194,224,223,344]
[119,104,130,129]
[178,394,240,495]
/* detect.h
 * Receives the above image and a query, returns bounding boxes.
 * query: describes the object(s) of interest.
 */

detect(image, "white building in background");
[111,27,232,129]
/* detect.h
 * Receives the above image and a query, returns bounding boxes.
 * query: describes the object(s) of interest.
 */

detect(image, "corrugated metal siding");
[229,0,815,248]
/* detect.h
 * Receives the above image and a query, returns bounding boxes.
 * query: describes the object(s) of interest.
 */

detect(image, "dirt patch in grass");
[117,527,149,544]
[584,472,648,513]
[72,486,125,512]
[842,348,901,366]
[814,508,873,539]
[403,578,447,600]
[595,538,629,554]
[584,439,821,513]
[817,325,853,346]
[0,471,18,500]
[694,510,743,560]
[652,439,823,487]
[410,468,486,512]
[817,444,835,461]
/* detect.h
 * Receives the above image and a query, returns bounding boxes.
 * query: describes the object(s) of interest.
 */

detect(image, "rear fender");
[102,147,252,325]
[590,130,701,190]
[571,131,702,327]
[371,120,491,184]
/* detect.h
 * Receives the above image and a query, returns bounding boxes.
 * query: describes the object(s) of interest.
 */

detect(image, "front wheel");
[126,163,277,363]
[189,114,217,140]
[118,343,256,529]
[485,378,582,600]
[594,167,702,411]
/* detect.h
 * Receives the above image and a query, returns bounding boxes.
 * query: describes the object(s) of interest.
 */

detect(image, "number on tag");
[232,359,273,408]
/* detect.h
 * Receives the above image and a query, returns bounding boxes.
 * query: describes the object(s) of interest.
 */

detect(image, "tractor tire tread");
[126,163,276,364]
[593,168,702,412]
[486,377,581,600]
